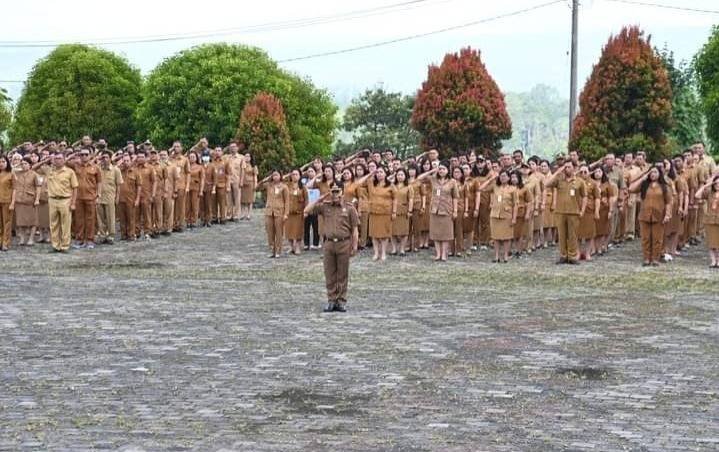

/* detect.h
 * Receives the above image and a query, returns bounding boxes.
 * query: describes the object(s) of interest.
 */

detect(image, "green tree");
[411,47,512,159]
[136,43,336,164]
[694,25,719,155]
[235,92,294,176]
[570,27,673,162]
[0,88,12,149]
[335,87,419,159]
[503,84,569,158]
[10,44,141,147]
[658,46,704,152]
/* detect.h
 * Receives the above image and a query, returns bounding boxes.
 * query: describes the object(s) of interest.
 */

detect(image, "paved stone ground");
[1,212,719,451]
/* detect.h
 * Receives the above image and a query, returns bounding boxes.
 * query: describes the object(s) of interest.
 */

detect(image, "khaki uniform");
[285,182,308,240]
[513,185,534,241]
[0,171,14,248]
[97,164,123,242]
[161,161,177,233]
[136,164,157,236]
[13,170,40,228]
[211,158,232,222]
[187,163,204,226]
[429,176,458,242]
[702,189,719,249]
[624,165,642,239]
[355,183,370,247]
[73,163,102,243]
[367,182,396,239]
[547,174,586,261]
[309,199,359,304]
[490,185,518,241]
[118,167,141,240]
[634,183,672,263]
[225,154,245,219]
[606,166,625,240]
[392,184,414,237]
[201,164,216,225]
[264,182,290,255]
[47,166,78,251]
[475,173,493,245]
[172,156,191,230]
[151,162,167,234]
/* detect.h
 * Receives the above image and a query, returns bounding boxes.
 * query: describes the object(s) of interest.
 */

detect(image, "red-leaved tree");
[236,92,295,177]
[570,26,673,161]
[411,47,512,159]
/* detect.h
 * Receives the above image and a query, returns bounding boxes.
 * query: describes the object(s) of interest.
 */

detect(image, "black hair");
[321,165,336,184]
[471,160,490,177]
[509,171,524,188]
[188,151,200,163]
[711,175,719,193]
[495,170,510,186]
[394,168,409,186]
[1,155,11,172]
[353,163,367,177]
[406,164,419,178]
[372,167,391,187]
[290,168,305,189]
[665,160,677,181]
[341,166,355,182]
[527,155,540,165]
[451,166,465,184]
[592,166,609,183]
[640,165,668,200]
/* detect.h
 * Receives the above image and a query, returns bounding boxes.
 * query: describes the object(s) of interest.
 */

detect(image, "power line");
[0,0,451,48]
[604,0,719,14]
[277,0,565,63]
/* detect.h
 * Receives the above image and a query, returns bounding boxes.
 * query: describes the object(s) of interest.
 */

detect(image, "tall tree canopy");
[10,44,142,147]
[336,87,419,158]
[236,92,294,176]
[135,43,336,164]
[0,88,11,148]
[694,25,719,154]
[411,47,511,159]
[570,26,673,161]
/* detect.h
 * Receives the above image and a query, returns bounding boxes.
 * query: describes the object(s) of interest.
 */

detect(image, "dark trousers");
[323,239,351,302]
[304,214,319,247]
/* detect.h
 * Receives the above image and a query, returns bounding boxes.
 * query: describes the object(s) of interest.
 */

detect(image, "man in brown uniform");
[211,147,232,224]
[47,153,78,252]
[135,151,157,240]
[97,150,123,244]
[546,161,587,264]
[305,185,359,312]
[159,149,177,235]
[171,141,191,232]
[118,155,141,241]
[225,142,245,221]
[71,147,102,249]
[149,150,167,237]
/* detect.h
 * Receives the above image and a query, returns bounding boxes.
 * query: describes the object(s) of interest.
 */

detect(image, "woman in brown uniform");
[450,166,469,257]
[664,159,688,260]
[341,167,359,209]
[200,152,217,227]
[284,169,308,255]
[407,165,425,252]
[628,164,672,266]
[35,160,50,243]
[0,156,16,251]
[417,159,433,249]
[240,153,257,220]
[187,151,205,228]
[353,164,370,250]
[391,168,413,256]
[540,160,556,247]
[472,158,493,249]
[577,165,600,261]
[593,166,618,256]
[418,163,458,262]
[479,170,517,263]
[696,173,719,267]
[510,171,533,257]
[358,166,396,261]
[13,157,41,246]
[314,166,337,240]
[461,164,479,255]
[258,170,290,258]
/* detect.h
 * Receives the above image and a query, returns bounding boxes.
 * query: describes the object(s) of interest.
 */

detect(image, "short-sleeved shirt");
[13,170,40,204]
[74,163,102,200]
[310,200,359,240]
[546,173,586,215]
[490,185,518,220]
[99,165,124,205]
[119,167,142,204]
[136,164,157,201]
[0,171,14,203]
[47,166,78,198]
[429,176,458,216]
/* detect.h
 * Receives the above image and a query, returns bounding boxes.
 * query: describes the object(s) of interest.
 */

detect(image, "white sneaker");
[664,253,673,261]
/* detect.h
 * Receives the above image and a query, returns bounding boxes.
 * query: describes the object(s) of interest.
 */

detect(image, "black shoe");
[567,259,579,265]
[556,258,567,265]
[323,302,336,312]
[334,303,347,312]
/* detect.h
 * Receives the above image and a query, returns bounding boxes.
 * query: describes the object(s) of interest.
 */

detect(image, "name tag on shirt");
[498,195,502,203]
[436,189,441,197]
[274,187,280,195]
[569,189,575,197]
[293,189,298,196]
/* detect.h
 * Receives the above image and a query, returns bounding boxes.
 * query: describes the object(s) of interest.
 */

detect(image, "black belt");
[50,196,70,200]
[323,236,349,242]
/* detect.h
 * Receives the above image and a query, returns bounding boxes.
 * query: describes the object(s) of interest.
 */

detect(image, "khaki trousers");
[118,202,136,240]
[96,202,116,241]
[49,197,72,250]
[163,197,174,233]
[625,200,637,238]
[265,214,285,255]
[323,239,351,302]
[174,191,187,230]
[152,196,163,234]
[75,199,96,243]
[640,220,664,262]
[215,189,228,222]
[0,203,12,248]
[229,182,241,219]
[556,213,579,260]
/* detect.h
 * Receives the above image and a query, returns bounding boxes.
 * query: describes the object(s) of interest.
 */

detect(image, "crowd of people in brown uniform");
[0,137,718,270]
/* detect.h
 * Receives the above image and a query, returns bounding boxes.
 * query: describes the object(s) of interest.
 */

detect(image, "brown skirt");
[38,202,49,229]
[543,208,555,228]
[240,184,256,205]
[429,213,453,241]
[285,213,304,240]
[14,203,38,227]
[706,223,719,249]
[513,216,526,240]
[665,205,681,236]
[392,214,410,237]
[578,211,596,240]
[491,217,513,241]
[369,213,392,239]
[533,212,543,231]
[418,207,430,233]
[463,214,476,234]
[596,206,611,236]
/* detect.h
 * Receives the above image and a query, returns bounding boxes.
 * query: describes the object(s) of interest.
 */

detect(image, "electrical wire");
[604,0,719,14]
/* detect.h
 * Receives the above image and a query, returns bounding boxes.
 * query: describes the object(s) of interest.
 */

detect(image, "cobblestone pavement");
[1,214,719,451]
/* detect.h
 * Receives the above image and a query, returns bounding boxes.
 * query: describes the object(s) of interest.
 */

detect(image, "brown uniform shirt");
[286,182,308,214]
[394,184,414,216]
[212,158,232,188]
[225,154,245,185]
[151,161,168,197]
[172,156,191,190]
[265,182,289,217]
[490,185,518,219]
[547,174,586,215]
[703,190,719,225]
[367,182,396,215]
[119,167,141,205]
[203,164,216,191]
[429,176,458,216]
[13,170,40,204]
[635,183,672,222]
[0,171,15,203]
[74,163,102,200]
[309,200,359,240]
[47,166,78,199]
[189,163,204,191]
[136,164,157,202]
[99,165,124,205]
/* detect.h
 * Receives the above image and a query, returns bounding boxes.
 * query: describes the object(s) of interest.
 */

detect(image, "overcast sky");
[0,0,716,105]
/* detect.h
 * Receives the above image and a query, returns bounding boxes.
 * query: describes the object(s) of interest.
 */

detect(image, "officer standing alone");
[304,185,359,312]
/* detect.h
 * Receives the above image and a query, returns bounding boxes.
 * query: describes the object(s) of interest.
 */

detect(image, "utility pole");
[569,0,579,138]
